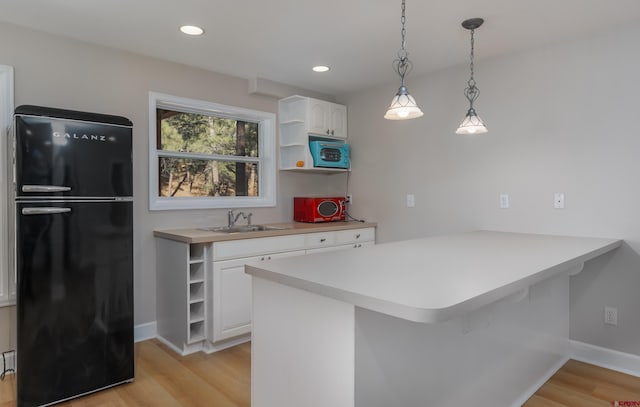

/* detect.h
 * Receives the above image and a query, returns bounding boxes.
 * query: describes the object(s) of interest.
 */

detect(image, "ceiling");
[3,0,640,97]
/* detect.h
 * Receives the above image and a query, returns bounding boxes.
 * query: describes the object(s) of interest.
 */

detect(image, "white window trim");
[148,92,276,210]
[0,65,15,307]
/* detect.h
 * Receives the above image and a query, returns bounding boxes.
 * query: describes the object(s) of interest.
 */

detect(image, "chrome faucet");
[228,210,253,227]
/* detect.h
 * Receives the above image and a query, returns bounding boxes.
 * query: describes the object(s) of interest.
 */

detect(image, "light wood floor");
[0,339,251,407]
[523,359,640,406]
[1,340,639,406]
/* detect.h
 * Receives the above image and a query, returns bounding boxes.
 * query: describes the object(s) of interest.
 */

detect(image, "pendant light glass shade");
[384,0,423,120]
[456,108,487,134]
[457,18,487,134]
[385,86,424,120]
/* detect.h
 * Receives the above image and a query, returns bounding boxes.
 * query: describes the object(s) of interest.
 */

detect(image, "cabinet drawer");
[307,240,375,254]
[334,227,375,245]
[305,231,336,248]
[213,234,306,260]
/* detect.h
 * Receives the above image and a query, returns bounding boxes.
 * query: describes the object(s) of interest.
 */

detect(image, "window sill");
[150,195,276,211]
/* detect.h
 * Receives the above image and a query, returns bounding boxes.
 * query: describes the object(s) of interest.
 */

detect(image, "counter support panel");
[252,277,355,407]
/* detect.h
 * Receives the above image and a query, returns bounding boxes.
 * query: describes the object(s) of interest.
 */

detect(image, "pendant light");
[384,0,424,120]
[456,18,488,134]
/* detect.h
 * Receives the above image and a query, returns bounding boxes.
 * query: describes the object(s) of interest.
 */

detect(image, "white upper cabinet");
[306,98,347,139]
[278,95,348,172]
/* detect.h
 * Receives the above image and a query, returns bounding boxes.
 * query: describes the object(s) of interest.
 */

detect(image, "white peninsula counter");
[246,231,621,407]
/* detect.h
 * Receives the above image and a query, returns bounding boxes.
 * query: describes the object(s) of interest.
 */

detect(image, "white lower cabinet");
[209,228,375,344]
[156,226,375,354]
[210,250,305,343]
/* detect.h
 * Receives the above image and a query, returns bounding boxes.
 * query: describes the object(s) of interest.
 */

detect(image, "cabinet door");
[211,250,306,343]
[211,255,259,342]
[307,99,329,136]
[329,104,347,139]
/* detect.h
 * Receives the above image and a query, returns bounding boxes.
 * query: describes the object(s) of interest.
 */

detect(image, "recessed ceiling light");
[180,25,204,36]
[312,65,330,73]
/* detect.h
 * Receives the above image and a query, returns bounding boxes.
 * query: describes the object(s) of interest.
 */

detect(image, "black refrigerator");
[12,105,134,407]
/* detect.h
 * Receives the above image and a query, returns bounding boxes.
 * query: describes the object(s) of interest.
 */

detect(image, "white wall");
[343,23,640,356]
[0,22,339,352]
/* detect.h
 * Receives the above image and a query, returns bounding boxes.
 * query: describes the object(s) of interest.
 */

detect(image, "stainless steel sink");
[198,225,290,233]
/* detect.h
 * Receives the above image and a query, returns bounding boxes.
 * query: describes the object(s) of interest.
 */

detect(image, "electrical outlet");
[604,306,618,326]
[345,194,353,205]
[499,194,510,209]
[554,192,565,209]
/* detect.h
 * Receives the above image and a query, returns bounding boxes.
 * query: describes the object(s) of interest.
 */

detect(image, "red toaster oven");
[294,197,346,223]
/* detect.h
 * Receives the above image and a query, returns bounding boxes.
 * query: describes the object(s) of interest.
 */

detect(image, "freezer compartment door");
[16,201,134,407]
[14,114,132,198]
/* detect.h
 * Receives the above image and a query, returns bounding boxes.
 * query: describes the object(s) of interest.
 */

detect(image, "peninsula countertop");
[154,221,377,244]
[245,230,621,323]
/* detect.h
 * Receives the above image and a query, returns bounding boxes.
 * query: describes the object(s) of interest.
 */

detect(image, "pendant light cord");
[465,27,479,107]
[468,28,476,88]
[400,0,406,53]
[394,0,412,85]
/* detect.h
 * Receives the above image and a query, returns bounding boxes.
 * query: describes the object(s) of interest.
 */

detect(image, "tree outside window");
[148,92,276,210]
[158,109,259,198]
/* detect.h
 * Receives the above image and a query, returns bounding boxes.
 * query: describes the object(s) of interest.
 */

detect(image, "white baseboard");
[570,340,640,377]
[202,334,250,354]
[512,341,640,404]
[510,356,570,407]
[155,332,250,356]
[155,335,206,356]
[134,321,157,343]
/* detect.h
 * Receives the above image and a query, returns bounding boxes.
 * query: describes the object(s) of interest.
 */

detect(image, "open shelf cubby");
[189,301,205,322]
[189,262,204,282]
[189,321,205,343]
[189,244,205,263]
[189,282,205,302]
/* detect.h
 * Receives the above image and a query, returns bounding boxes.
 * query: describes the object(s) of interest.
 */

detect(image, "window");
[0,65,15,307]
[149,92,276,210]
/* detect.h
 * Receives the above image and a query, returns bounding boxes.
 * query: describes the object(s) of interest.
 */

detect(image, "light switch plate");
[604,306,617,326]
[406,194,415,208]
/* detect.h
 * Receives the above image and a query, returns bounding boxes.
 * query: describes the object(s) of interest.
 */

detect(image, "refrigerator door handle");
[22,185,72,193]
[22,207,72,215]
